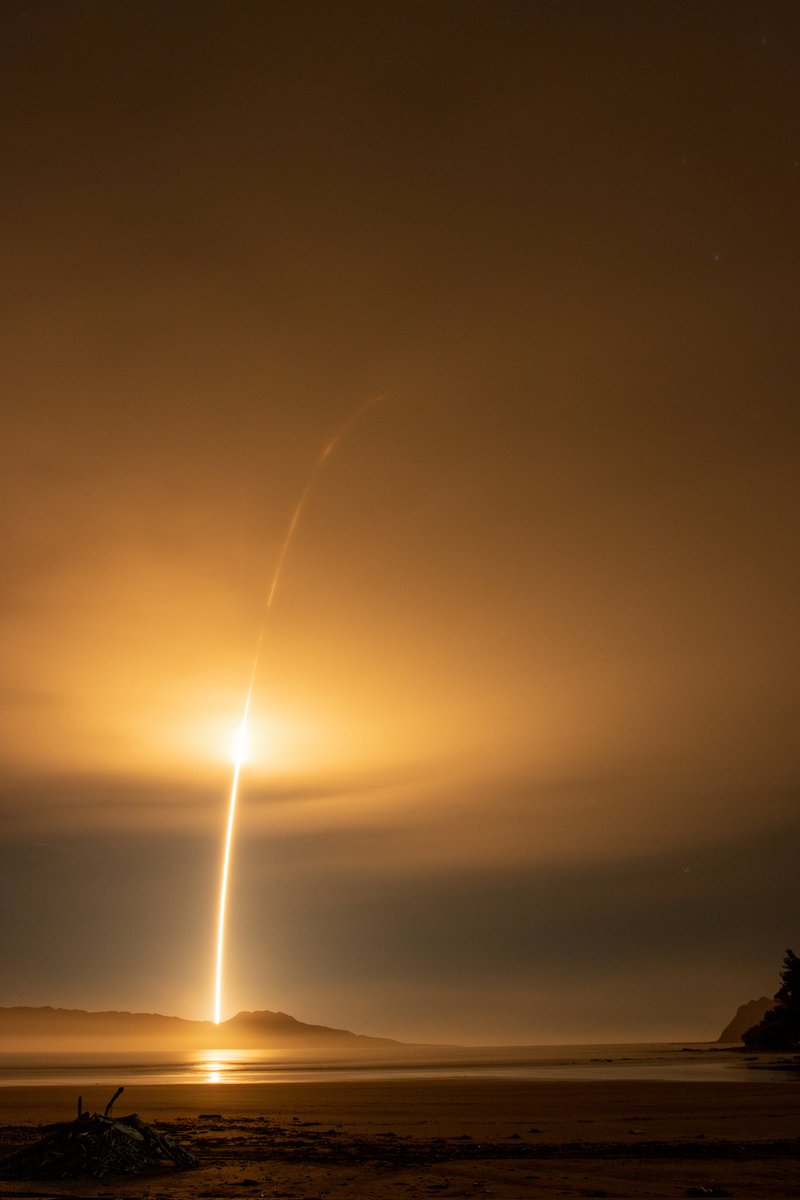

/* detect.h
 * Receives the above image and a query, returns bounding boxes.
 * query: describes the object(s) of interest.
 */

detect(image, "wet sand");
[0,1078,798,1198]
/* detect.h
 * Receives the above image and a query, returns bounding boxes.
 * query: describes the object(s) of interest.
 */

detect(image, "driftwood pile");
[0,1087,198,1180]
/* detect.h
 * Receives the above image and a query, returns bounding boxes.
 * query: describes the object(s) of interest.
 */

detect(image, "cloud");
[4,753,798,883]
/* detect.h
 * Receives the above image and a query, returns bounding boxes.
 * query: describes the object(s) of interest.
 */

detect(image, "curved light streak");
[213,396,382,1024]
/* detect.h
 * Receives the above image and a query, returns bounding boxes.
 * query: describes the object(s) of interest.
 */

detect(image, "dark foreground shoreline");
[0,1078,798,1198]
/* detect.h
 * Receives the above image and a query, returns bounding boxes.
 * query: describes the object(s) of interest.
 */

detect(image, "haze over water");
[0,1045,790,1088]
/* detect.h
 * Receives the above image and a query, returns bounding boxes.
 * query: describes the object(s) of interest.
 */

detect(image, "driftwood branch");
[104,1086,124,1117]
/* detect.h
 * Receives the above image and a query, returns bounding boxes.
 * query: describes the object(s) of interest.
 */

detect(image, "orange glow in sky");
[2,0,798,1045]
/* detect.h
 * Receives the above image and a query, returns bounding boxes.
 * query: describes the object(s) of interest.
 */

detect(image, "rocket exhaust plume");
[213,397,383,1024]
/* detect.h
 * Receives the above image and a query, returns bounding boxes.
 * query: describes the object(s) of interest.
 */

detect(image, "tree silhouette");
[742,948,800,1051]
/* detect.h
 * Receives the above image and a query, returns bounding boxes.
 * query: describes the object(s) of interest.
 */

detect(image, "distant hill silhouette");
[717,997,772,1043]
[0,1006,399,1049]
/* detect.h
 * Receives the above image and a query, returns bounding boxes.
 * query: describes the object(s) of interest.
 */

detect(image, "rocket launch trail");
[213,397,383,1024]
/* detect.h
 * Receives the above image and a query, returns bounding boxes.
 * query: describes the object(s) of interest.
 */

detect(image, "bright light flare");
[212,397,383,1024]
[213,749,243,1025]
[214,689,254,1024]
[231,715,250,766]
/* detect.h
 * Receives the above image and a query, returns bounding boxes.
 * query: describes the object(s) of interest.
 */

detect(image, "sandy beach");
[0,1077,798,1198]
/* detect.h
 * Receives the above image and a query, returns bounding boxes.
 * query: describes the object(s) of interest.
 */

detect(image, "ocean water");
[0,1043,793,1086]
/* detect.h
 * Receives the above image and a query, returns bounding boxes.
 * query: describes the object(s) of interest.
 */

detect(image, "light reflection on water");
[201,1057,225,1084]
[0,1044,794,1086]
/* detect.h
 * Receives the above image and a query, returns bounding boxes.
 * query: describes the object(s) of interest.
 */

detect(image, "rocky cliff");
[717,997,772,1042]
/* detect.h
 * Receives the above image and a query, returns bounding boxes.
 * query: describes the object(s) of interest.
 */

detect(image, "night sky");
[1,0,798,1044]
